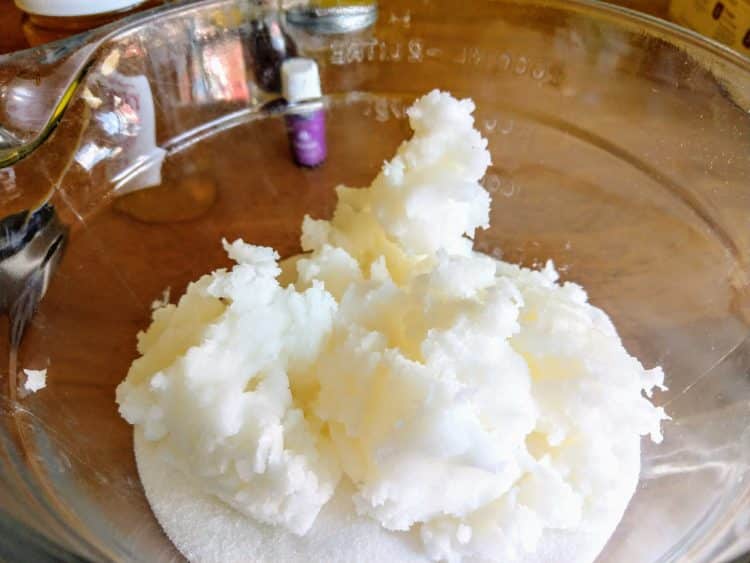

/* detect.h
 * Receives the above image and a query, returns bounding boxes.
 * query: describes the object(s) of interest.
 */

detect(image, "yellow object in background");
[669,0,750,54]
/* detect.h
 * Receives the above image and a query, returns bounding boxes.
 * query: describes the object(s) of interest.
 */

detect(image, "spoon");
[0,204,67,400]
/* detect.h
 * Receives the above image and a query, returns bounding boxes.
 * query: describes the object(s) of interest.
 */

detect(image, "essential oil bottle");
[281,58,327,168]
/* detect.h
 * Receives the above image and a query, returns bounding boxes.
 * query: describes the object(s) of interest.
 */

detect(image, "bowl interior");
[2,1,750,561]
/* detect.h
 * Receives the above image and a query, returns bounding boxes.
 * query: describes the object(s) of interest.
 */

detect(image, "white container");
[14,0,155,47]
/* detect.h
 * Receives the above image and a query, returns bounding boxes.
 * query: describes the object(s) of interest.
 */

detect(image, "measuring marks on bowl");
[328,35,553,86]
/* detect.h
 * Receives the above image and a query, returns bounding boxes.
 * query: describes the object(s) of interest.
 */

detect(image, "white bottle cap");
[281,58,322,103]
[14,0,145,17]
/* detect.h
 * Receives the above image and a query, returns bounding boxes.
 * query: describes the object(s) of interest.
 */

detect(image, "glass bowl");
[1,0,749,561]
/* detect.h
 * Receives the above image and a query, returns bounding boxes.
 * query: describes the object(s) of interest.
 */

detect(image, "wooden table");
[0,0,28,54]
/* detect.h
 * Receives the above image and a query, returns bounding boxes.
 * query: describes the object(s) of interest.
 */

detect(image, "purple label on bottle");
[286,110,327,167]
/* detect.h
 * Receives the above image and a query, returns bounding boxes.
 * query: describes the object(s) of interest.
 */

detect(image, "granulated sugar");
[135,429,638,563]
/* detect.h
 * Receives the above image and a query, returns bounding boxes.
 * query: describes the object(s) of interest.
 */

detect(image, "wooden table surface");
[0,0,28,54]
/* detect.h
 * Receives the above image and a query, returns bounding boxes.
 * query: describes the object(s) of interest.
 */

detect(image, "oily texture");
[118,90,667,562]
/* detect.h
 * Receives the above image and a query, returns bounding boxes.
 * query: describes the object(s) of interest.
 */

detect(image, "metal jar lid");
[286,1,378,35]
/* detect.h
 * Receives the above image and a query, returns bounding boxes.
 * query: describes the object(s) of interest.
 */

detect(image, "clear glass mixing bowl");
[1,0,749,561]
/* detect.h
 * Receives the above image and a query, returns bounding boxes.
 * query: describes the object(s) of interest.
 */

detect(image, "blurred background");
[0,0,740,55]
[3,0,750,58]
